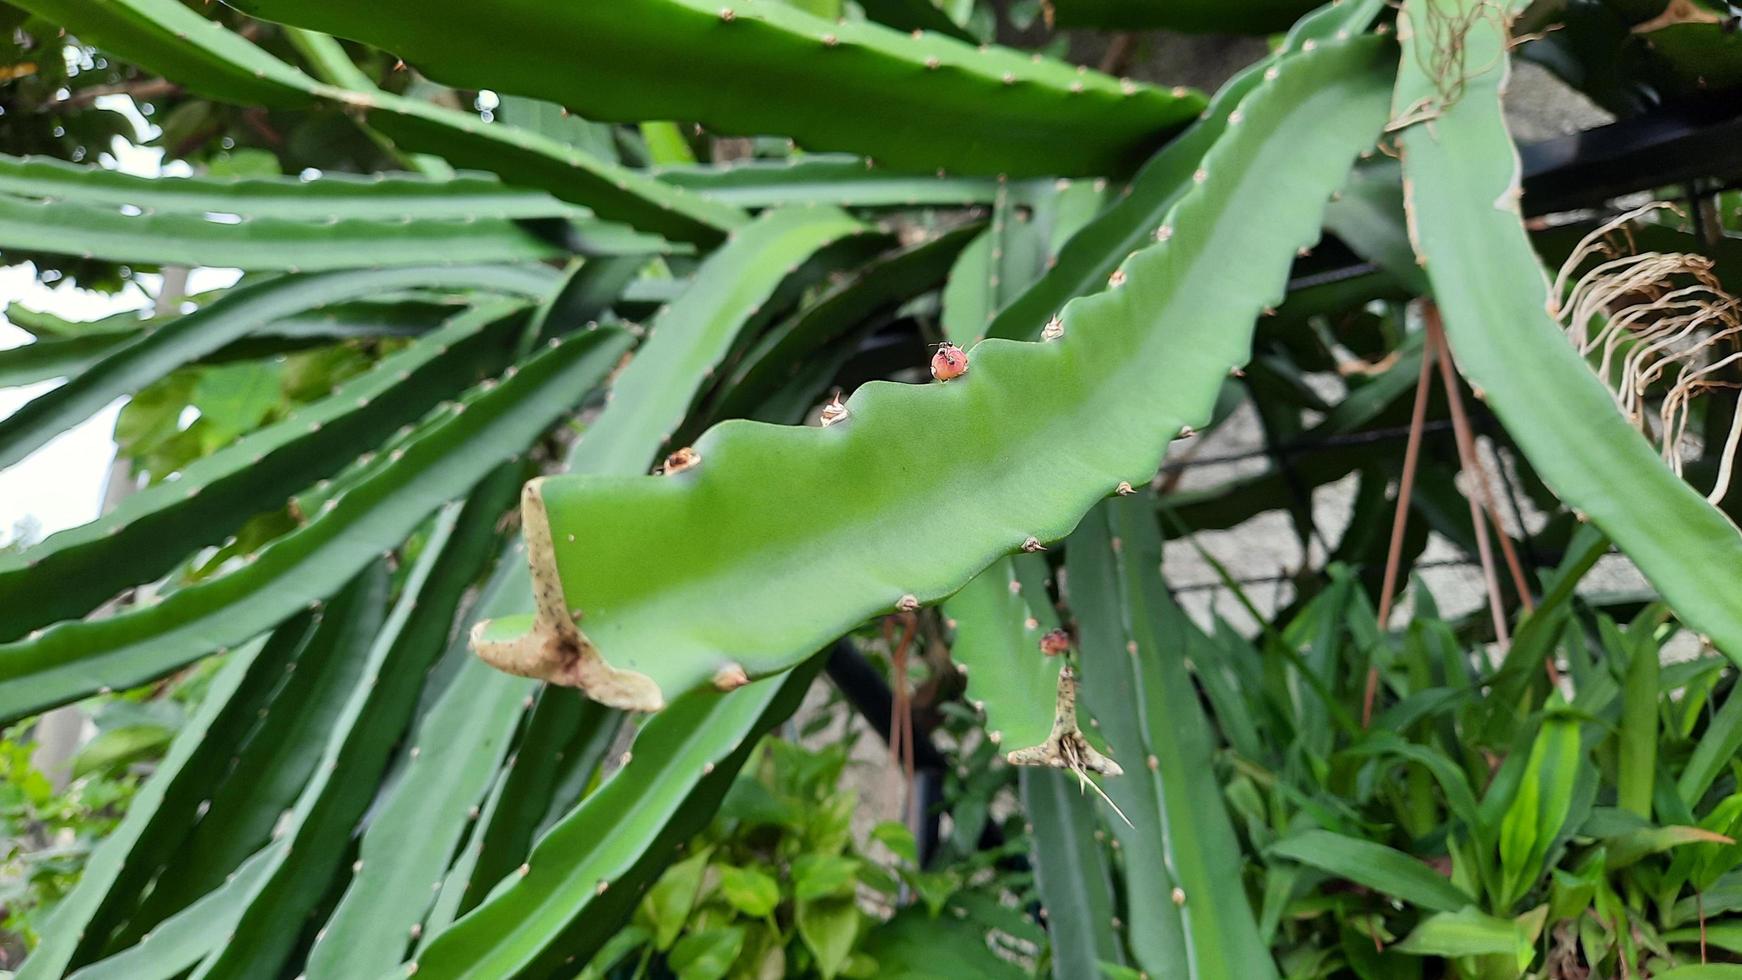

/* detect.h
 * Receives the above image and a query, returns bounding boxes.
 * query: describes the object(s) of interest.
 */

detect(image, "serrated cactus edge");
[470,36,1398,712]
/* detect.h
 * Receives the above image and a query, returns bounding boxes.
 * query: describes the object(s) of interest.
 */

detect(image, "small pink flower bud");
[931,343,969,382]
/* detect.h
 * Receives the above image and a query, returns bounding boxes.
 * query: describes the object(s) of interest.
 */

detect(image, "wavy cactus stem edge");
[469,36,1399,713]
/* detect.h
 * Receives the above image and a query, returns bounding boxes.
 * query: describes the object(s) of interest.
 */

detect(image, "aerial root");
[1553,205,1742,505]
[1389,0,1509,130]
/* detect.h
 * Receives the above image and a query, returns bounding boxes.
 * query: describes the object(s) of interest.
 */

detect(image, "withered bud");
[661,447,700,475]
[819,393,849,427]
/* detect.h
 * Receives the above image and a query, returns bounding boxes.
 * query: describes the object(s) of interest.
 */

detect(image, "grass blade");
[1269,829,1474,914]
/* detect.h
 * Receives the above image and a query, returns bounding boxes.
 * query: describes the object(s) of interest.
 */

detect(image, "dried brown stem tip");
[1006,665,1122,777]
[1007,665,1130,825]
[930,342,969,382]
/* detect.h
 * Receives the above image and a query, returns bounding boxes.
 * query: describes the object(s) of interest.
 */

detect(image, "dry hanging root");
[1389,0,1509,130]
[1553,206,1742,505]
[1007,664,1131,827]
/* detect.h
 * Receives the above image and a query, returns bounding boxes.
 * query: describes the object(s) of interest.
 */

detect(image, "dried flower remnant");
[819,393,849,427]
[661,447,701,475]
